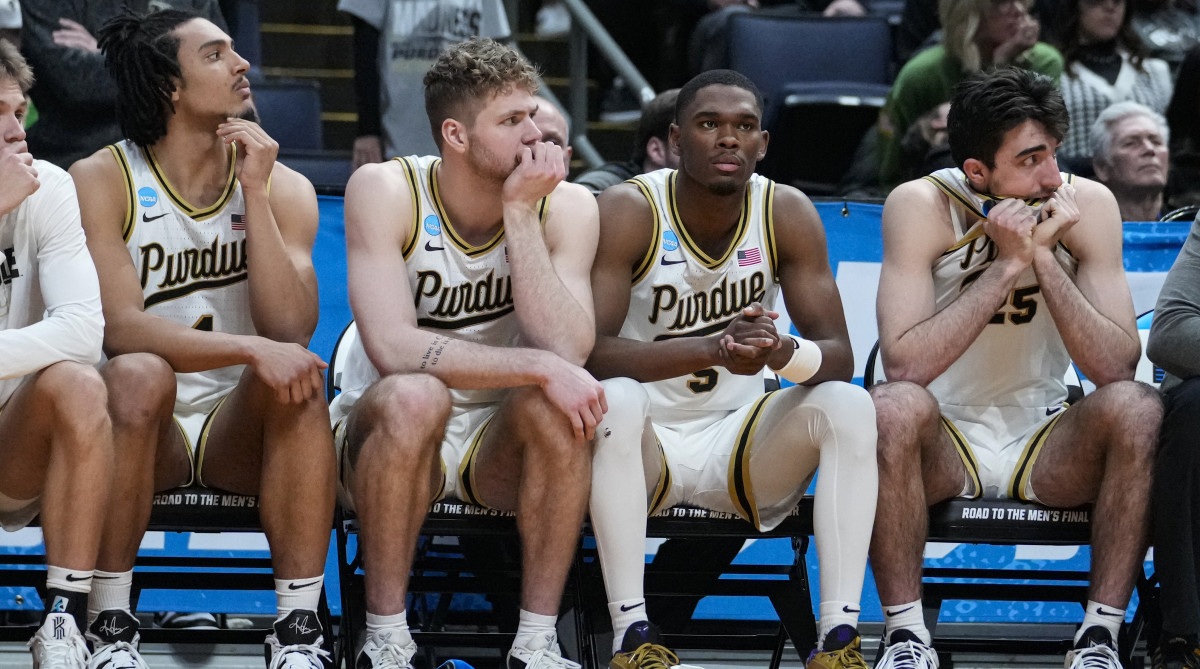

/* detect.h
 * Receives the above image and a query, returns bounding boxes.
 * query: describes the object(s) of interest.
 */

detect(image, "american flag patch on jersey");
[231,214,246,231]
[737,247,761,266]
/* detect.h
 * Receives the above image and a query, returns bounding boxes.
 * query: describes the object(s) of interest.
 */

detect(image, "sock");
[608,598,647,656]
[46,566,92,632]
[1076,600,1124,646]
[366,610,412,646]
[513,609,558,652]
[818,600,861,647]
[275,576,323,620]
[87,570,133,626]
[882,600,930,646]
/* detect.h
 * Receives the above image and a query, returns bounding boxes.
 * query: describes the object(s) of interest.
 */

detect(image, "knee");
[870,381,938,462]
[509,386,585,460]
[103,353,175,429]
[1091,381,1162,459]
[593,377,649,459]
[355,374,451,452]
[38,361,110,442]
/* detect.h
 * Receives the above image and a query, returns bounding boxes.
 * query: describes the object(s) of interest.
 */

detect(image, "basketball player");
[329,38,605,669]
[0,40,113,669]
[69,9,336,669]
[587,69,878,669]
[870,67,1160,669]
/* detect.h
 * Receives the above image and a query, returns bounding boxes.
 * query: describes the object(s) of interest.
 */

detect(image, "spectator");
[878,0,1063,189]
[1132,0,1200,68]
[340,0,510,169]
[1167,45,1200,210]
[1055,0,1172,175]
[19,0,225,169]
[532,96,572,172]
[894,0,1060,64]
[574,89,679,195]
[1091,101,1170,221]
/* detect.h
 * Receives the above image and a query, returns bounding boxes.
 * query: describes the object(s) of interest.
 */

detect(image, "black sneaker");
[1154,637,1200,669]
[86,610,147,669]
[264,610,329,669]
[874,629,939,669]
[1066,626,1121,669]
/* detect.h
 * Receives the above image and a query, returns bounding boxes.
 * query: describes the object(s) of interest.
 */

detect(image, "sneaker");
[874,630,939,669]
[610,621,701,669]
[86,610,147,669]
[1065,626,1121,669]
[29,613,90,669]
[507,632,581,669]
[264,610,330,669]
[807,624,867,669]
[1154,637,1200,669]
[356,628,417,669]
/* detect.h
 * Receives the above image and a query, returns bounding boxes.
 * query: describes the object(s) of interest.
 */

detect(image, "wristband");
[777,334,822,384]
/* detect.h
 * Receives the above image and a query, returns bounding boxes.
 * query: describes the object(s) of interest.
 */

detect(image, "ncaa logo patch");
[137,187,159,208]
[423,215,441,236]
[662,230,679,252]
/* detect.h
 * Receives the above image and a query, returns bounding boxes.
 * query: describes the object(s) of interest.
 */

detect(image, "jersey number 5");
[990,285,1039,325]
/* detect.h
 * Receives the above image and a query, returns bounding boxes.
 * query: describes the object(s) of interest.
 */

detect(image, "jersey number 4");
[192,315,214,331]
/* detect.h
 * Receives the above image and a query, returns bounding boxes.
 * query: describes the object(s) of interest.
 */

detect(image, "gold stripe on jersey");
[396,157,421,259]
[925,172,1076,227]
[647,437,672,517]
[1007,409,1067,500]
[668,171,752,269]
[940,416,983,499]
[146,144,238,221]
[458,415,494,508]
[432,457,448,503]
[727,391,776,530]
[193,395,229,488]
[428,160,504,257]
[107,145,138,243]
[942,225,989,256]
[629,176,663,285]
[763,180,779,283]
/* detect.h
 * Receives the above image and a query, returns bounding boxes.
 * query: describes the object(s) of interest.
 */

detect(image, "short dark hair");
[99,9,202,147]
[0,40,33,93]
[631,88,678,166]
[423,38,539,151]
[947,67,1068,169]
[675,69,763,123]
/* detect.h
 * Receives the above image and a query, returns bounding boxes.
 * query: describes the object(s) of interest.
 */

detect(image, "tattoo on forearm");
[420,335,451,369]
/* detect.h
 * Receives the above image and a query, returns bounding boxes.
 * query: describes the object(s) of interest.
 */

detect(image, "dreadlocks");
[98,8,200,147]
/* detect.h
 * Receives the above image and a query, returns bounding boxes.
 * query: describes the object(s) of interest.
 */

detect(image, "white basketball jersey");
[110,140,254,413]
[334,155,545,409]
[923,167,1076,409]
[621,169,780,418]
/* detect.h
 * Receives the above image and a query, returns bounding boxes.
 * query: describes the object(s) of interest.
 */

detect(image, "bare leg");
[199,367,336,580]
[1029,380,1161,606]
[344,374,451,614]
[474,386,592,616]
[97,353,189,572]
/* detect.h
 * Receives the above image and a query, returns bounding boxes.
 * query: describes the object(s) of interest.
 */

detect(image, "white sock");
[608,599,647,655]
[366,610,412,646]
[46,565,92,594]
[1076,600,1124,646]
[275,576,323,619]
[818,600,861,646]
[590,378,653,655]
[513,609,558,652]
[87,570,133,625]
[882,600,930,646]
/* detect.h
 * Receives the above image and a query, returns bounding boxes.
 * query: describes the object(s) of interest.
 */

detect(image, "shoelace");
[1070,643,1121,669]
[620,643,680,669]
[269,642,331,669]
[366,641,414,669]
[879,640,938,669]
[92,642,147,669]
[821,645,868,669]
[29,631,89,668]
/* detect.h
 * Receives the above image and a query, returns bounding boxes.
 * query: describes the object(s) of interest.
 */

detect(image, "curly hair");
[98,8,201,147]
[0,40,33,93]
[423,37,539,150]
[948,67,1068,168]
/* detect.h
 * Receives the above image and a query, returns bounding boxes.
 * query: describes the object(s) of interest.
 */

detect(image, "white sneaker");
[507,632,581,669]
[87,610,148,669]
[874,630,939,669]
[1065,627,1121,669]
[29,613,90,669]
[356,629,417,669]
[264,610,330,669]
